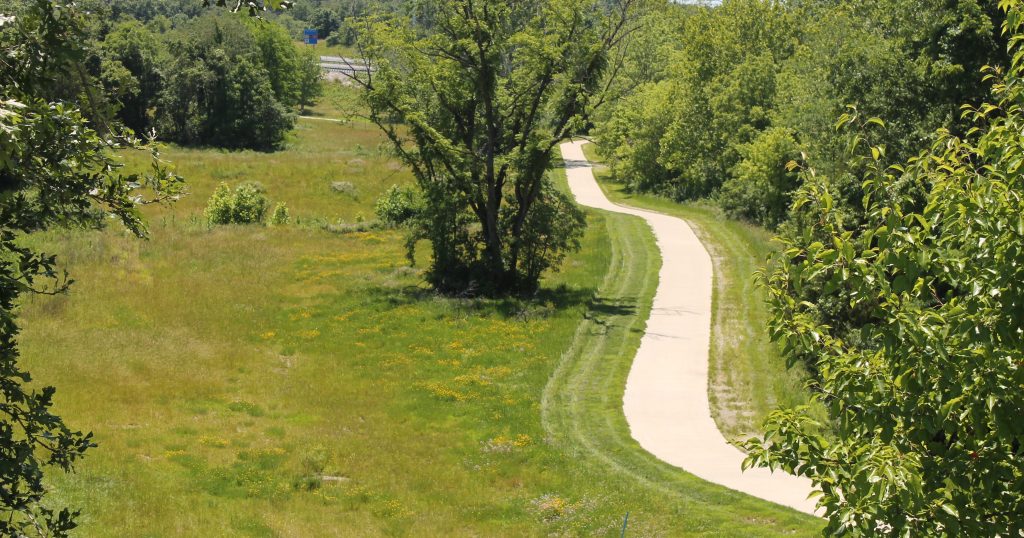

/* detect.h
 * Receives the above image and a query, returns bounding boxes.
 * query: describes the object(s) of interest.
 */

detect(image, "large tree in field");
[355,0,641,293]
[743,1,1024,534]
[0,1,285,535]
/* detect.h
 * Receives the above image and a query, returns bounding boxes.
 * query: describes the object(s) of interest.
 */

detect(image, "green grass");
[122,113,409,226]
[580,142,819,442]
[14,120,819,535]
[295,39,360,59]
[302,80,367,120]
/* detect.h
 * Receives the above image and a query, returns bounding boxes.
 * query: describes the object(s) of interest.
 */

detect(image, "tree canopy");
[356,0,642,293]
[593,0,1007,230]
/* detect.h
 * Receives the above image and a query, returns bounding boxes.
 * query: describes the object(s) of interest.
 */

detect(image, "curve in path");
[559,139,819,516]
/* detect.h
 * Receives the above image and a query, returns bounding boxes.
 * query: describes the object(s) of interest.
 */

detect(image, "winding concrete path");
[559,139,819,516]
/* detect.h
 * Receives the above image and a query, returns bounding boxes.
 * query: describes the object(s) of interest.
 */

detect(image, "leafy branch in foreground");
[744,1,1024,534]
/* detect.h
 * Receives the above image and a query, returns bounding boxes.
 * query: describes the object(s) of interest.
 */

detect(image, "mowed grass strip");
[540,165,821,536]
[15,120,818,536]
[580,141,822,442]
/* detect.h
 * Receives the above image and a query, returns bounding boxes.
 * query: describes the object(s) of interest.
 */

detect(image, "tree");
[296,45,324,113]
[595,0,797,200]
[593,0,1007,230]
[99,19,167,133]
[156,15,295,150]
[310,6,340,39]
[743,3,1024,533]
[253,19,300,107]
[356,0,642,293]
[718,126,799,228]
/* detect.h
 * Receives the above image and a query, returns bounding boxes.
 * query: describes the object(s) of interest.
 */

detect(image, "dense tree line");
[94,0,403,49]
[596,1,1024,532]
[81,3,322,150]
[595,0,1006,229]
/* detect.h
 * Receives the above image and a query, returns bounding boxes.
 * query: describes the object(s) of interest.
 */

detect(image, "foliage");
[201,0,294,16]
[253,20,301,107]
[373,185,418,226]
[205,183,236,224]
[744,4,1024,533]
[592,79,680,194]
[270,202,291,225]
[98,19,167,133]
[514,184,586,285]
[82,6,321,150]
[156,15,297,150]
[310,6,340,39]
[594,0,1008,230]
[596,0,796,202]
[356,0,641,293]
[296,45,324,113]
[0,0,185,534]
[719,127,800,228]
[205,182,271,225]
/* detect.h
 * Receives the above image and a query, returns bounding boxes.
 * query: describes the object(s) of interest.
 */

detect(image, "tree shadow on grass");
[584,295,646,336]
[367,282,589,316]
[555,158,592,170]
[364,280,644,329]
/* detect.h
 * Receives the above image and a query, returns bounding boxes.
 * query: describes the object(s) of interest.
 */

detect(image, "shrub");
[270,202,290,226]
[374,185,418,226]
[718,127,800,229]
[205,183,235,225]
[231,183,270,224]
[205,182,270,225]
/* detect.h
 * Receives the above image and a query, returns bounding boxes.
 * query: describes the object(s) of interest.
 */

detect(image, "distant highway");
[320,56,373,80]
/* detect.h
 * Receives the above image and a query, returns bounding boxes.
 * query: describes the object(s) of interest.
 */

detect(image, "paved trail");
[559,139,819,516]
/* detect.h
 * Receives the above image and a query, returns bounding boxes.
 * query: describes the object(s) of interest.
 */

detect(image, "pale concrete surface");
[559,139,819,516]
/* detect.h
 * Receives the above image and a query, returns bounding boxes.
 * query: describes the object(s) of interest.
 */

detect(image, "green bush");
[204,183,235,225]
[205,182,270,225]
[374,185,418,226]
[718,127,800,229]
[270,202,290,226]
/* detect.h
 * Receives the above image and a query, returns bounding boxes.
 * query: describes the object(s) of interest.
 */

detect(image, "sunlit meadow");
[16,92,820,536]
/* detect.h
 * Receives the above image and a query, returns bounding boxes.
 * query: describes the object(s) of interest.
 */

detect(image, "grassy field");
[579,142,819,442]
[15,100,820,535]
